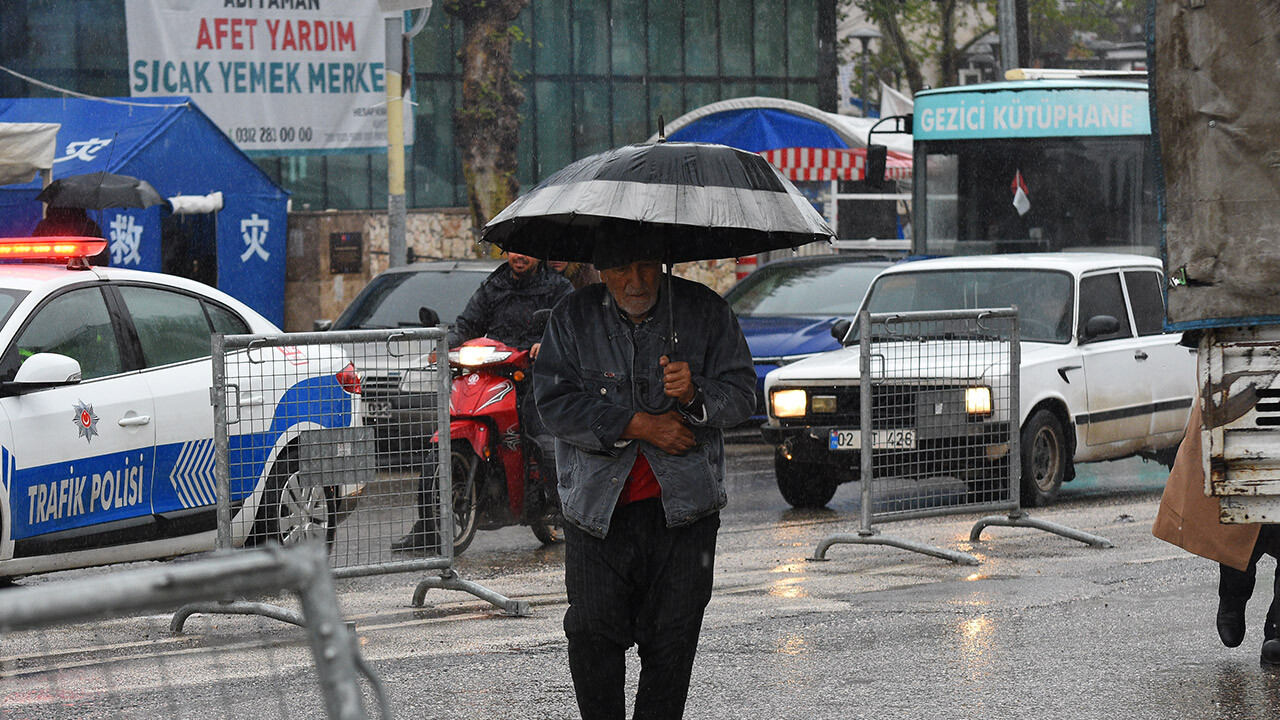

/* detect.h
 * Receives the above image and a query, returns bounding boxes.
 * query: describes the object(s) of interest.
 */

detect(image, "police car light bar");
[0,237,108,260]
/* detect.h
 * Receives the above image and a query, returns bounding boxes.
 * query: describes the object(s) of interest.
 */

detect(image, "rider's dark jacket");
[447,264,573,349]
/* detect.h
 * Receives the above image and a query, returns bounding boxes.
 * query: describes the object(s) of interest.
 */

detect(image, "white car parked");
[762,253,1196,507]
[0,237,363,579]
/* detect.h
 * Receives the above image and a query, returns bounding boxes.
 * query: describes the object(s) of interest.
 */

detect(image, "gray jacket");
[533,276,755,537]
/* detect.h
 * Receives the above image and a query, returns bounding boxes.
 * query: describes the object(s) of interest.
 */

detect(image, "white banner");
[126,0,412,155]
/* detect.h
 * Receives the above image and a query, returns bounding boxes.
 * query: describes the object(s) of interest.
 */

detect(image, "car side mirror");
[5,353,82,394]
[418,306,440,327]
[313,319,333,331]
[532,308,552,334]
[1082,315,1120,342]
[831,318,852,343]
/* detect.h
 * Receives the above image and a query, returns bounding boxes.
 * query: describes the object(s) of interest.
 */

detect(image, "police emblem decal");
[73,400,99,444]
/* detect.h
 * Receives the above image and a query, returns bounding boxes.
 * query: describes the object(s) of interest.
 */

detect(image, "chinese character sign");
[109,214,145,266]
[240,214,271,262]
[125,0,413,154]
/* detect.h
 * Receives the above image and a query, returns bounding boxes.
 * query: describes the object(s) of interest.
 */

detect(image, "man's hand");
[622,411,696,455]
[659,356,694,405]
[530,342,541,359]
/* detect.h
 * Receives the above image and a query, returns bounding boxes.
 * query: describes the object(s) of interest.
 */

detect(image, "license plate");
[829,428,916,451]
[364,400,392,419]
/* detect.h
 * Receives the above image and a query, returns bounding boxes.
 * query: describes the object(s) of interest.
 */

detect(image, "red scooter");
[441,335,563,554]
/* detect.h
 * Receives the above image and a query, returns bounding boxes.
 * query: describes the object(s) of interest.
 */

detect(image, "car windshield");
[332,269,488,330]
[864,268,1075,343]
[726,262,887,317]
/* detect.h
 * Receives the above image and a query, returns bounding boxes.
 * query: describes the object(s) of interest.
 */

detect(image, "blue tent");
[0,97,288,326]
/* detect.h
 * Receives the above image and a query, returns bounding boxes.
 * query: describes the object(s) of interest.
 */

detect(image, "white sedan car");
[762,253,1196,507]
[0,237,363,579]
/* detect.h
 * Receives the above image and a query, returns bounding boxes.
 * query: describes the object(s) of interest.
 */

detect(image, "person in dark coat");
[549,259,601,290]
[533,241,756,720]
[446,252,573,355]
[1153,366,1280,665]
[392,252,572,551]
[32,207,108,265]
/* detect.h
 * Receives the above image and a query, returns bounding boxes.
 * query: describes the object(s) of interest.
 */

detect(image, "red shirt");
[617,451,662,506]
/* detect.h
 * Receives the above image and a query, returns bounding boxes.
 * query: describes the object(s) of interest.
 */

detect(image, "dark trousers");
[563,499,719,720]
[1220,525,1280,640]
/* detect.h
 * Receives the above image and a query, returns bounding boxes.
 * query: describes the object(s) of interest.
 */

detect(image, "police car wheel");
[255,449,337,548]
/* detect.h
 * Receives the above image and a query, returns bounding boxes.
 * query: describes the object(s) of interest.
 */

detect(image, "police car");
[0,237,364,578]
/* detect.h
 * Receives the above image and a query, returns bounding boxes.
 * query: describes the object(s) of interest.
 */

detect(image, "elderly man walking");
[533,243,756,720]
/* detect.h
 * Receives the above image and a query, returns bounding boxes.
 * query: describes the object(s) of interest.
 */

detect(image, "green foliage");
[841,0,1146,93]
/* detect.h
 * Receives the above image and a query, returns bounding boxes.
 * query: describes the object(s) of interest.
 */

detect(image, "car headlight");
[965,386,992,416]
[771,388,807,418]
[450,346,513,367]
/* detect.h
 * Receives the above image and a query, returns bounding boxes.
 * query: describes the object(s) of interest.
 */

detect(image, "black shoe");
[1262,639,1280,665]
[391,519,434,552]
[1217,599,1247,648]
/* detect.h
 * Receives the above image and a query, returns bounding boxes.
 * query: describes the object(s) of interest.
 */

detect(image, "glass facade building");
[1,0,836,211]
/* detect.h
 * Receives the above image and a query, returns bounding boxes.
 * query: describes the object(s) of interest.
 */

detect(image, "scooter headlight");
[450,346,513,367]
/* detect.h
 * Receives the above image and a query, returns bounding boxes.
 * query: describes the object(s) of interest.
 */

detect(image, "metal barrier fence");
[0,544,384,720]
[173,328,527,631]
[814,309,1110,564]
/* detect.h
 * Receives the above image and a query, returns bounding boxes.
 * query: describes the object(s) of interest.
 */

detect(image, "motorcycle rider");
[393,251,573,551]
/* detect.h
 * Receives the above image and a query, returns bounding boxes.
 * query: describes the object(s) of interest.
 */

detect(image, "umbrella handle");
[667,263,678,360]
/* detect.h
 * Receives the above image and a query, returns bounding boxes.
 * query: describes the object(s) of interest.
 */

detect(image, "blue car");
[725,255,895,421]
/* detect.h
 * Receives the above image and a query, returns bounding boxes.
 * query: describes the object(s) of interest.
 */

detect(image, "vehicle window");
[205,301,251,335]
[118,286,213,366]
[0,289,28,327]
[918,136,1158,256]
[1078,273,1133,341]
[864,269,1074,343]
[725,263,886,316]
[1124,270,1166,336]
[331,269,489,330]
[9,287,122,380]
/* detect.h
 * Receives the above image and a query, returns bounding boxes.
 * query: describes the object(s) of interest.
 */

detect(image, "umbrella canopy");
[35,171,168,210]
[481,141,834,263]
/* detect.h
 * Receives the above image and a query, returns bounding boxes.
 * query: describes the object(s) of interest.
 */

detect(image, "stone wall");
[284,208,740,331]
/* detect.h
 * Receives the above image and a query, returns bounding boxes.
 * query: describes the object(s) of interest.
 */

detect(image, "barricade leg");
[171,599,305,633]
[811,529,980,565]
[413,568,532,616]
[970,510,1113,548]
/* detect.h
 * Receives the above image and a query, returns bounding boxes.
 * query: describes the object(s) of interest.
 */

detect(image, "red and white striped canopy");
[760,147,913,182]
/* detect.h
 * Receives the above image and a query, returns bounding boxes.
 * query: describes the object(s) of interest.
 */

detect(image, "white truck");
[1154,1,1280,523]
[761,252,1196,508]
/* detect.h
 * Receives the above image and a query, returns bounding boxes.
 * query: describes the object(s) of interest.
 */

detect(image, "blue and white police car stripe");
[168,439,216,509]
[0,446,12,497]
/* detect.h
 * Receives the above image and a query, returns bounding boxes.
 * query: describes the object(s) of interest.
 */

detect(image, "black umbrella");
[36,171,168,211]
[480,141,834,263]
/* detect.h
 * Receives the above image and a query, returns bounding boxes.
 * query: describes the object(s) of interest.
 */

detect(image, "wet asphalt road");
[4,437,1280,720]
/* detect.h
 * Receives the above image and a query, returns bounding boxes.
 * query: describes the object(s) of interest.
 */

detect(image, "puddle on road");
[767,561,810,599]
